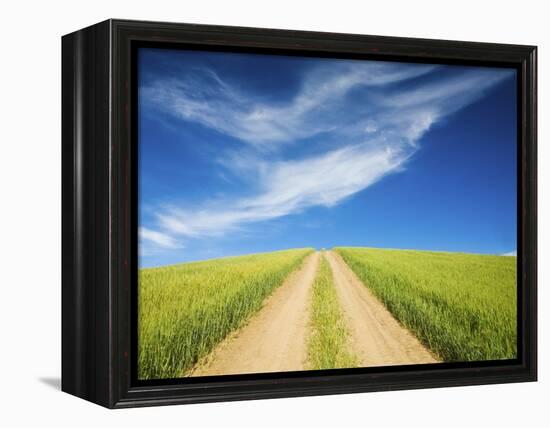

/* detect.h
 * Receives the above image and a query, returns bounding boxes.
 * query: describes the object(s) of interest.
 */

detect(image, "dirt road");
[324,251,438,366]
[191,249,437,376]
[191,251,320,376]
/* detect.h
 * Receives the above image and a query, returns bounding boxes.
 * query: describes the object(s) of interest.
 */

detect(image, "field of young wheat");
[336,247,517,362]
[138,248,313,380]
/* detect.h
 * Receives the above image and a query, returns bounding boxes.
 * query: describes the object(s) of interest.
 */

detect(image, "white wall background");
[0,0,546,425]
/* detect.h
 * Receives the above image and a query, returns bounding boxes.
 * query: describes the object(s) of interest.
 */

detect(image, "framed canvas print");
[61,19,537,408]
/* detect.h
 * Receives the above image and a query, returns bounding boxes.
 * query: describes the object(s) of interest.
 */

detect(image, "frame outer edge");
[61,20,113,408]
[527,46,537,381]
[61,29,80,398]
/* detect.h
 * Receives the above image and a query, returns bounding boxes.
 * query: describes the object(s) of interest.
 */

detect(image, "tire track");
[325,250,439,367]
[190,251,320,376]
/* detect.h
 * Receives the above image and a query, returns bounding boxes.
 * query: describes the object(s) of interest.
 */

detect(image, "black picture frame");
[61,19,537,408]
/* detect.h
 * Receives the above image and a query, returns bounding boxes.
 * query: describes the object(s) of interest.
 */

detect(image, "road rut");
[191,251,320,376]
[325,251,438,367]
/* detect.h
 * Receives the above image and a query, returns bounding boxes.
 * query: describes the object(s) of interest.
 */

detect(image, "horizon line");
[139,245,517,269]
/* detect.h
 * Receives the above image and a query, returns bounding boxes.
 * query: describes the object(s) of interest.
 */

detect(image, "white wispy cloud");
[140,60,514,248]
[157,141,409,237]
[502,250,517,257]
[141,61,436,149]
[138,226,181,249]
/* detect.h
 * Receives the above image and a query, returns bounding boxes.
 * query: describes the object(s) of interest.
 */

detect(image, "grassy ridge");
[138,248,313,379]
[308,253,358,370]
[336,247,517,362]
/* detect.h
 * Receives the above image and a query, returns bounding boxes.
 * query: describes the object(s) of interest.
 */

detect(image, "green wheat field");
[138,247,517,380]
[138,248,313,379]
[336,247,517,362]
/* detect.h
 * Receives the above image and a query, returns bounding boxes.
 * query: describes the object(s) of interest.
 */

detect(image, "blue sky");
[137,48,517,267]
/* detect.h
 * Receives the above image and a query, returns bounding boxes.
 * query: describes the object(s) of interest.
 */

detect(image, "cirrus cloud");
[139,59,514,252]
